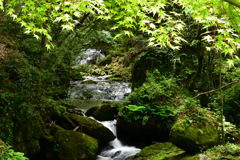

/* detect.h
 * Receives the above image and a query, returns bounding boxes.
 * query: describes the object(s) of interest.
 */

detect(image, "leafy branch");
[193,80,240,98]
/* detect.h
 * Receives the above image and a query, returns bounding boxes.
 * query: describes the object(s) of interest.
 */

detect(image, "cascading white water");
[68,75,132,101]
[74,48,105,67]
[69,49,141,160]
[94,120,141,160]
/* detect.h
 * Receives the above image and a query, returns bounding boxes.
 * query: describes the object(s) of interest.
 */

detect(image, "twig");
[73,126,79,131]
[193,80,240,98]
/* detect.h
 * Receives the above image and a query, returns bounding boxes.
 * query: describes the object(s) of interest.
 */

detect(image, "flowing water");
[96,120,141,160]
[69,49,141,160]
[68,75,132,102]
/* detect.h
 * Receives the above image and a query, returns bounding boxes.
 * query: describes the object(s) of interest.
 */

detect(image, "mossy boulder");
[0,139,6,153]
[98,54,112,66]
[68,113,115,143]
[85,102,117,121]
[131,50,172,89]
[170,118,220,153]
[117,116,171,144]
[42,125,98,160]
[132,142,185,160]
[49,106,77,130]
[12,114,43,157]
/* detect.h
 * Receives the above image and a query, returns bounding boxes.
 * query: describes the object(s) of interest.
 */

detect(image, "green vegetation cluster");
[132,142,240,160]
[0,0,240,159]
[119,70,185,124]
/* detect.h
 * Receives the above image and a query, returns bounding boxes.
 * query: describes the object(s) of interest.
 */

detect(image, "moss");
[203,143,240,159]
[170,118,220,153]
[85,102,116,121]
[134,142,185,160]
[12,114,43,157]
[55,106,67,114]
[68,113,115,143]
[55,129,98,160]
[0,139,6,153]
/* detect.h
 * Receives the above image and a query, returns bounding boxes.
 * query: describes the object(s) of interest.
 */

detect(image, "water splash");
[68,75,132,102]
[95,120,141,160]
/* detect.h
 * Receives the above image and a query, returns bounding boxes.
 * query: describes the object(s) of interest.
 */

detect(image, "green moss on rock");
[42,125,99,160]
[12,114,43,157]
[68,113,115,143]
[133,142,185,160]
[54,129,98,160]
[85,102,116,121]
[170,119,220,153]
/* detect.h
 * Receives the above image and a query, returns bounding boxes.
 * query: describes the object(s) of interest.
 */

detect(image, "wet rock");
[68,113,115,143]
[132,142,185,160]
[12,114,43,158]
[86,102,117,121]
[42,125,98,160]
[117,115,171,144]
[170,118,220,153]
[111,150,121,158]
[0,139,6,153]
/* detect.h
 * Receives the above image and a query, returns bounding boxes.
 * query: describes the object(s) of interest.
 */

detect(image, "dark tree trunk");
[39,22,47,72]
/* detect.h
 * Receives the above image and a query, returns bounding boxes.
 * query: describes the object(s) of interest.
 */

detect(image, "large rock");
[117,115,171,144]
[50,106,77,130]
[170,119,220,153]
[131,50,171,89]
[130,142,185,160]
[12,114,43,158]
[68,113,115,143]
[85,102,117,121]
[0,139,6,153]
[41,125,98,160]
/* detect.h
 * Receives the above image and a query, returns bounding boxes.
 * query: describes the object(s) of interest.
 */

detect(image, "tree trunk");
[219,52,225,144]
[39,22,47,72]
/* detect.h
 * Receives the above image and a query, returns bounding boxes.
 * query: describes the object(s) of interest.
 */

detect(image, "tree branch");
[224,0,240,8]
[193,80,240,98]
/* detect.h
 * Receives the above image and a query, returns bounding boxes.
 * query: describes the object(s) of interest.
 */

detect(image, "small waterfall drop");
[68,75,132,102]
[94,119,141,160]
[74,48,105,66]
[69,49,141,160]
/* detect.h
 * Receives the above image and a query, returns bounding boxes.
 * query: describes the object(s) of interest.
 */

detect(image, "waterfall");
[95,120,141,160]
[74,48,105,67]
[69,49,141,160]
[68,75,132,102]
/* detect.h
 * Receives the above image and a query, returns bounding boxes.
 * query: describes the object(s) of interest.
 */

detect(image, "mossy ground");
[133,142,240,160]
[133,142,185,160]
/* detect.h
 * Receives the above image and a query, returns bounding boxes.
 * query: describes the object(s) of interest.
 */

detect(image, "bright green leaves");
[5,0,240,54]
[105,0,186,49]
[178,0,240,56]
[0,0,3,10]
[6,0,106,49]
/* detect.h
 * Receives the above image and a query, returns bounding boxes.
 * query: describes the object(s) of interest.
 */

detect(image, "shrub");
[119,70,186,124]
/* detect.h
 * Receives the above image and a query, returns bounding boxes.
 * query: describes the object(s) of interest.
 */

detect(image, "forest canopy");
[0,0,239,54]
[0,0,240,159]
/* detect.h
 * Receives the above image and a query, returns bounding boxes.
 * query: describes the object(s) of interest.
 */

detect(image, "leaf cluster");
[119,70,183,124]
[0,145,28,160]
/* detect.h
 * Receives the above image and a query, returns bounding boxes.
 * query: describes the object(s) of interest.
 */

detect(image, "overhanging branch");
[224,0,240,8]
[193,80,240,98]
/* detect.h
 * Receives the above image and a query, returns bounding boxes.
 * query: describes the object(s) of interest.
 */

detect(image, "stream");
[68,49,141,160]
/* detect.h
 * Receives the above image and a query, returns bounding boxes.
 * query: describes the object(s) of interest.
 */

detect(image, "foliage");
[203,143,240,159]
[223,82,240,125]
[3,0,239,53]
[119,70,185,124]
[0,145,28,160]
[5,0,107,48]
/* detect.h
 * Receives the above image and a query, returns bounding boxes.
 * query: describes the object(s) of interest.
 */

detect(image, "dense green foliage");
[119,70,202,126]
[0,0,240,158]
[0,145,28,160]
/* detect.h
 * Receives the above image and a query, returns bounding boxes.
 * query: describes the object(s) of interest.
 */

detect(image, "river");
[68,49,141,160]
